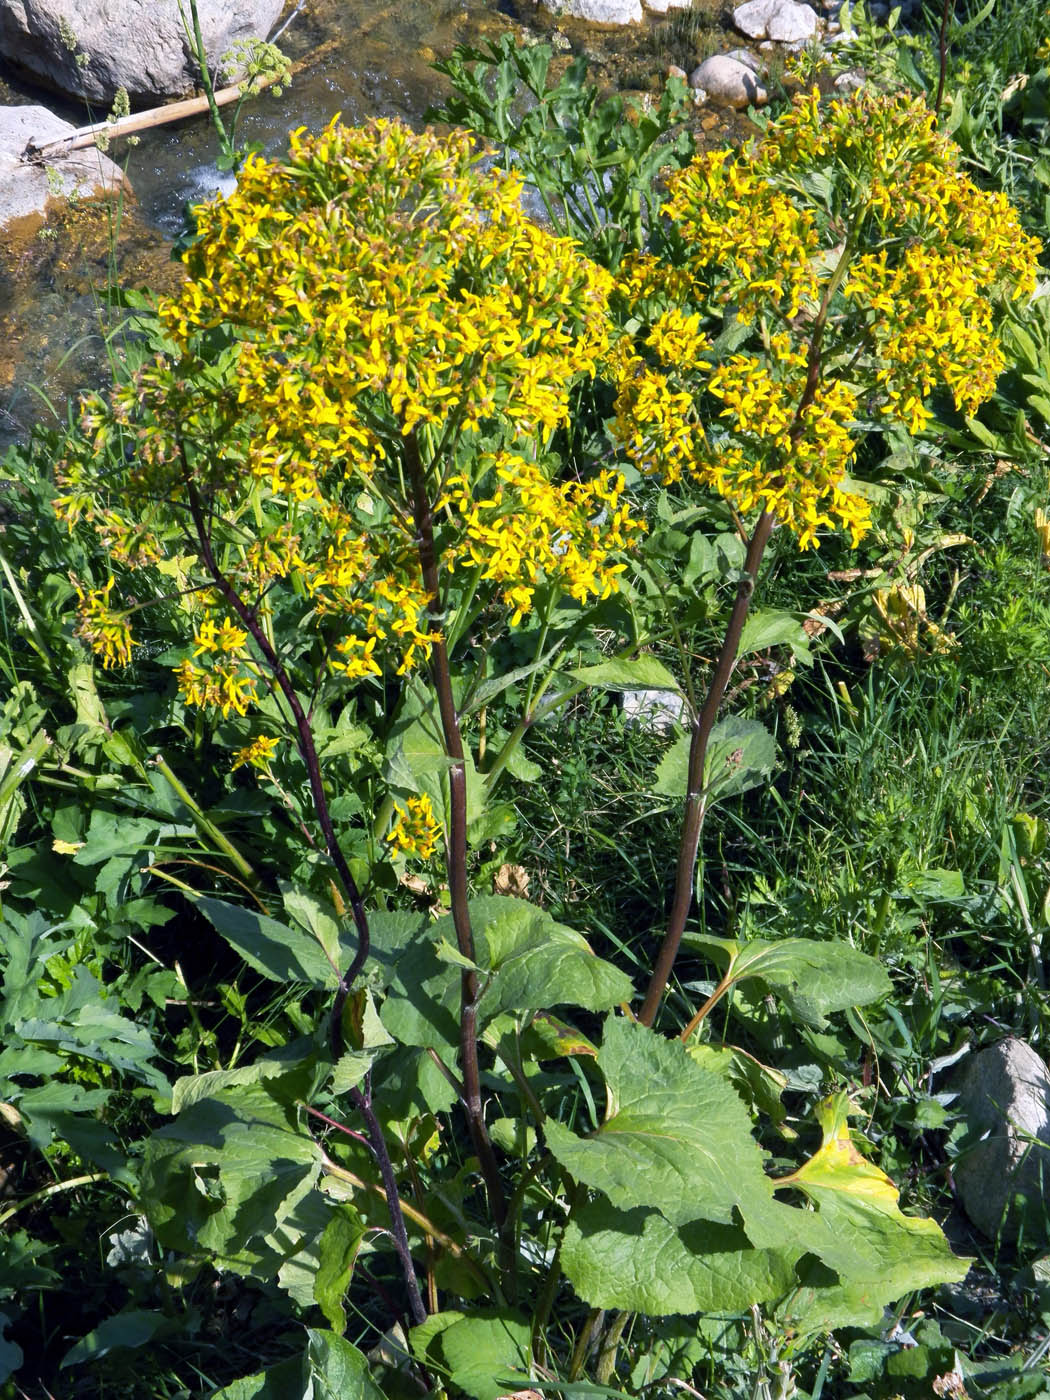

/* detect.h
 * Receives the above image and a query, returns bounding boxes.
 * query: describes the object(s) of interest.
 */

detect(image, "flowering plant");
[45,90,1041,1395]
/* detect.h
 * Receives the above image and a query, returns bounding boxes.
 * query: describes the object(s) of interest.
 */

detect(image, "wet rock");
[0,0,286,105]
[733,0,818,41]
[540,0,643,21]
[689,53,767,107]
[0,105,130,232]
[954,1038,1050,1242]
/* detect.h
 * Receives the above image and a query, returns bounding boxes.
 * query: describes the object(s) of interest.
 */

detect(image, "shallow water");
[0,0,739,448]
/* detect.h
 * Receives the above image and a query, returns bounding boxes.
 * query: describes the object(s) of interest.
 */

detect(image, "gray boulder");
[733,0,818,40]
[689,54,767,107]
[0,104,130,231]
[954,1038,1050,1241]
[0,0,286,105]
[540,0,643,20]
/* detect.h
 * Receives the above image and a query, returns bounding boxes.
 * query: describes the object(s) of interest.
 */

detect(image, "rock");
[733,0,818,40]
[666,63,688,80]
[0,104,130,232]
[724,46,764,70]
[644,0,693,11]
[540,0,643,21]
[0,0,286,105]
[689,54,767,107]
[620,689,687,732]
[954,1038,1050,1241]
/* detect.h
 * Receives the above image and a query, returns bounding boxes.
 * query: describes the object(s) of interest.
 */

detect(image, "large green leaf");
[562,1201,797,1315]
[210,1331,384,1400]
[769,1093,969,1333]
[545,1017,775,1229]
[381,898,632,1047]
[685,934,891,1027]
[475,897,633,1017]
[411,1311,531,1400]
[569,656,681,693]
[653,716,775,802]
[193,896,336,986]
[140,1082,322,1267]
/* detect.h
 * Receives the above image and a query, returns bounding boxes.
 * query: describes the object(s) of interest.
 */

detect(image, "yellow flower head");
[386,793,441,861]
[231,735,280,771]
[72,576,134,668]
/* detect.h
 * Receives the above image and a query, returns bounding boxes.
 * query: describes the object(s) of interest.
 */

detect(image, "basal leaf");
[562,1200,797,1316]
[60,1309,168,1369]
[140,1082,322,1268]
[194,895,336,986]
[434,1312,532,1400]
[768,1093,970,1334]
[304,1330,387,1400]
[545,1017,775,1229]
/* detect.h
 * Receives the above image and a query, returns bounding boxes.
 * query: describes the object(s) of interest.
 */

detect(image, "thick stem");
[183,474,370,1049]
[638,512,774,1027]
[640,228,861,1027]
[403,434,507,1231]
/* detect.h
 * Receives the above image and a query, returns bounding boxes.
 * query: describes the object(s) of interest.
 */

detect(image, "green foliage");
[8,29,1050,1400]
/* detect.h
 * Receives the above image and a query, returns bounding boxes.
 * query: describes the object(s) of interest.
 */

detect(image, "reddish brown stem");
[183,474,370,1039]
[183,469,427,1325]
[638,511,774,1027]
[404,433,507,1231]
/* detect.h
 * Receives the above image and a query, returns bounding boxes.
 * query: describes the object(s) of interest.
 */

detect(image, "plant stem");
[348,1084,428,1326]
[150,752,257,883]
[0,1173,108,1227]
[639,225,858,1027]
[638,511,774,1027]
[184,0,234,162]
[182,472,370,1044]
[403,433,507,1232]
[934,0,951,113]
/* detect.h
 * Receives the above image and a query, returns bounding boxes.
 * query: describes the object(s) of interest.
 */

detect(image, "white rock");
[621,689,687,732]
[733,0,818,40]
[954,1039,1050,1241]
[0,0,286,104]
[541,0,643,20]
[644,0,694,12]
[689,54,767,107]
[0,104,130,231]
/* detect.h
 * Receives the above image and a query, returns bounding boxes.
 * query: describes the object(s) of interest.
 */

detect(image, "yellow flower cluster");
[608,87,1041,550]
[71,576,134,669]
[54,118,640,722]
[844,245,1008,433]
[703,355,868,547]
[441,454,646,624]
[156,117,613,499]
[661,147,820,322]
[385,792,441,861]
[231,735,280,771]
[175,657,260,718]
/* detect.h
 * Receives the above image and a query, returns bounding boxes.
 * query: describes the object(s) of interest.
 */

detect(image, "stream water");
[0,0,738,449]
